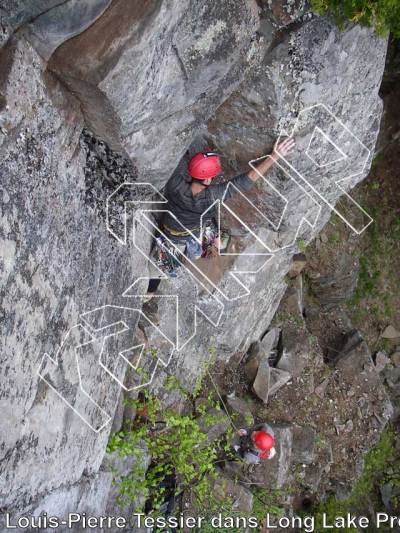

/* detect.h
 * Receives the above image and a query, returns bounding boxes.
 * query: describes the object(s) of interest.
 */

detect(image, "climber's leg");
[147,278,161,294]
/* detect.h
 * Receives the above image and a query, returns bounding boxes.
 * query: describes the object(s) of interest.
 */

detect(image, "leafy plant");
[311,0,400,37]
[297,239,308,253]
[107,389,223,513]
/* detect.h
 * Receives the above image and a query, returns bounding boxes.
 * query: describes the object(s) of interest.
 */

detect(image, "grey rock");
[269,367,292,396]
[226,395,255,428]
[213,470,253,513]
[260,327,281,357]
[244,328,280,382]
[49,0,261,187]
[381,325,400,340]
[391,352,400,367]
[244,348,262,383]
[281,280,304,317]
[0,1,67,48]
[253,358,271,403]
[383,367,400,389]
[197,407,230,443]
[253,359,291,403]
[291,426,316,465]
[103,447,150,520]
[380,483,400,512]
[26,0,112,60]
[0,473,112,533]
[277,324,310,378]
[320,231,328,243]
[244,328,281,382]
[0,0,389,520]
[327,329,364,364]
[374,351,391,373]
[308,251,360,308]
[0,38,149,510]
[314,377,330,399]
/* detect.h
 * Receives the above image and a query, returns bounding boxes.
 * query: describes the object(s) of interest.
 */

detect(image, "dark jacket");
[161,172,254,235]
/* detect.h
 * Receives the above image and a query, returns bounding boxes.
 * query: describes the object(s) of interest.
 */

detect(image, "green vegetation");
[107,388,227,512]
[348,204,398,323]
[311,0,400,37]
[312,428,400,532]
[199,488,286,533]
[297,238,308,253]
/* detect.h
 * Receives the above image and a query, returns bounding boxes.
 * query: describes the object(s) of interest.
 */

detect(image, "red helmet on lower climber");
[188,152,222,180]
[252,430,275,452]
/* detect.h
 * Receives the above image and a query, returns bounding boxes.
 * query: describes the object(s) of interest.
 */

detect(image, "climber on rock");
[233,423,276,465]
[147,136,295,295]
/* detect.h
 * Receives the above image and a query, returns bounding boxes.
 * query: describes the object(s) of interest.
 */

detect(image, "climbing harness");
[152,221,229,276]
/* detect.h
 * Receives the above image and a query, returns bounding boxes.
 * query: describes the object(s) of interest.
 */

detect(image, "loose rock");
[381,325,400,339]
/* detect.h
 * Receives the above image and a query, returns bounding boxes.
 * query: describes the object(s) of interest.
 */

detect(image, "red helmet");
[188,152,221,180]
[252,431,275,452]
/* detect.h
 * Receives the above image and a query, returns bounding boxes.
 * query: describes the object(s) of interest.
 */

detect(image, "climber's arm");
[247,137,295,182]
[205,137,295,203]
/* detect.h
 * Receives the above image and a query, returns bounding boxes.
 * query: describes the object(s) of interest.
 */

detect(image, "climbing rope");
[205,368,240,432]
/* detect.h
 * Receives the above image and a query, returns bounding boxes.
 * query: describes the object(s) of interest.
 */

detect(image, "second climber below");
[147,137,295,295]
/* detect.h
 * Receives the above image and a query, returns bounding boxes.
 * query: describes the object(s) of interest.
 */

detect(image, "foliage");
[349,203,397,321]
[297,239,308,253]
[312,428,399,530]
[107,388,223,513]
[198,488,286,533]
[252,488,286,520]
[311,0,400,37]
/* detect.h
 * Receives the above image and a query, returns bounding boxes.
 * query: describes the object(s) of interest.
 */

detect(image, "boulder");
[291,426,316,465]
[244,328,281,381]
[314,377,330,399]
[374,351,391,373]
[212,470,253,513]
[253,359,291,403]
[391,352,400,367]
[253,358,271,403]
[244,348,262,382]
[327,329,364,364]
[277,326,310,378]
[260,327,281,355]
[269,367,292,396]
[381,325,400,340]
[280,281,304,317]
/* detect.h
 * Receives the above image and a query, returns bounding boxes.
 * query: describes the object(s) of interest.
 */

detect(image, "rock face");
[0,37,147,517]
[49,0,261,186]
[0,0,388,525]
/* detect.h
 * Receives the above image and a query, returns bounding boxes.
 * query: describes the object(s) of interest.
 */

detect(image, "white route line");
[39,103,374,431]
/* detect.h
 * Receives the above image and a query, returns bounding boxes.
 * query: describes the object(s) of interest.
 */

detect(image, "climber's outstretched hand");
[273,136,295,159]
[247,136,295,181]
